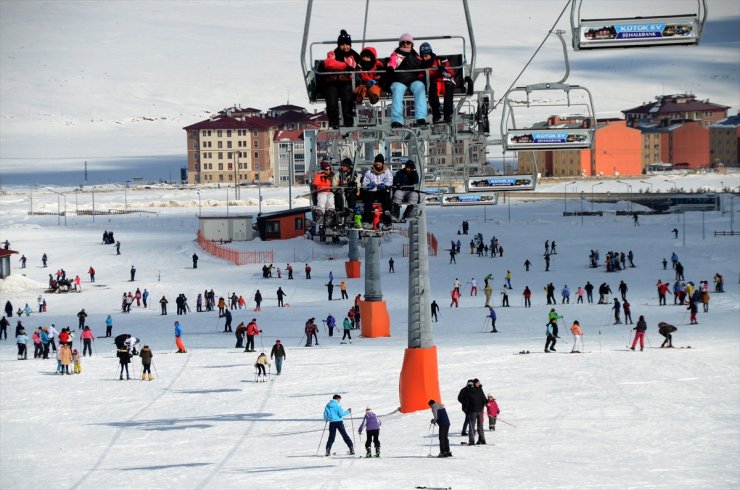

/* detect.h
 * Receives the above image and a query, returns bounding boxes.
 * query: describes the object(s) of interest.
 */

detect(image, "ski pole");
[646,333,653,348]
[298,334,305,347]
[599,330,602,353]
[428,423,436,457]
[497,417,517,428]
[316,421,328,456]
[350,411,357,450]
[152,361,159,379]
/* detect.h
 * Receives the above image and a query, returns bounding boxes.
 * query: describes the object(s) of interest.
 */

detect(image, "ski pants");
[235,333,244,348]
[316,192,335,212]
[324,82,354,127]
[437,424,450,454]
[83,339,92,356]
[256,364,266,376]
[524,297,531,307]
[17,344,26,359]
[245,335,254,352]
[42,343,50,359]
[631,332,645,350]
[545,334,557,352]
[364,429,380,450]
[34,343,43,358]
[326,421,353,451]
[120,363,129,377]
[572,334,582,352]
[342,329,351,341]
[468,411,485,444]
[488,415,497,430]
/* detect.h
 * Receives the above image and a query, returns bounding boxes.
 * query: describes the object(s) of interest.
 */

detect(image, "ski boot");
[325,448,331,457]
[365,448,372,458]
[148,373,153,381]
[141,373,146,380]
[349,447,355,455]
[375,448,380,458]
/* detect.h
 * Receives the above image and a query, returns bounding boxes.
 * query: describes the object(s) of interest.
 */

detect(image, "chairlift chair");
[571,0,707,50]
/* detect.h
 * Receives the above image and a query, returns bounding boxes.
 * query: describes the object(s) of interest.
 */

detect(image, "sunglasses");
[399,41,412,46]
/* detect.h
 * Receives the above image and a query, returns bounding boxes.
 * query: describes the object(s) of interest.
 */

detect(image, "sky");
[0,0,739,167]
[0,175,738,488]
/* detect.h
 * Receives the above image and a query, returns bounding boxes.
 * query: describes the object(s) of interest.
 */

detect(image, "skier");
[545,320,558,353]
[612,298,622,324]
[174,320,187,353]
[618,281,628,301]
[687,300,699,325]
[340,280,348,300]
[139,345,153,380]
[115,241,121,255]
[450,288,460,308]
[117,345,131,380]
[305,318,318,347]
[342,317,352,343]
[469,278,478,296]
[42,253,48,267]
[235,322,246,349]
[323,394,354,456]
[544,254,550,272]
[130,265,136,281]
[222,308,233,332]
[245,319,260,352]
[16,327,28,360]
[270,339,286,375]
[0,316,8,340]
[484,282,493,307]
[430,300,439,322]
[142,289,149,308]
[523,286,532,308]
[254,289,262,311]
[561,285,570,304]
[388,257,395,273]
[77,309,87,330]
[501,284,510,307]
[326,314,336,337]
[305,263,312,279]
[623,300,633,324]
[584,281,594,304]
[160,296,168,315]
[254,352,270,382]
[487,307,498,333]
[277,287,286,307]
[287,263,294,280]
[326,281,334,301]
[486,394,500,431]
[524,259,531,272]
[428,399,452,457]
[358,407,382,458]
[631,315,647,351]
[658,321,677,348]
[192,253,199,269]
[570,320,583,353]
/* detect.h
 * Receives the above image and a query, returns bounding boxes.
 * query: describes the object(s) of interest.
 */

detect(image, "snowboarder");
[358,407,382,458]
[428,399,452,457]
[270,339,286,375]
[323,394,354,456]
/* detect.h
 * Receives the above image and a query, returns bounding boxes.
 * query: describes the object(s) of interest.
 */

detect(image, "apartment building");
[710,114,740,167]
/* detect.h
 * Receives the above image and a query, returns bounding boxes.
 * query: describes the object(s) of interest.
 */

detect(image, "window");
[254,152,259,159]
[227,141,232,149]
[219,174,224,182]
[227,130,232,137]
[191,130,198,138]
[228,163,232,170]
[217,130,223,137]
[295,217,304,230]
[218,141,223,149]
[254,140,259,148]
[253,129,258,137]
[218,152,223,160]
[266,221,280,235]
[227,152,232,159]
[218,163,223,170]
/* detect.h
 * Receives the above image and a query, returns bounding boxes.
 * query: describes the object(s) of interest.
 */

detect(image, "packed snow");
[1,175,739,489]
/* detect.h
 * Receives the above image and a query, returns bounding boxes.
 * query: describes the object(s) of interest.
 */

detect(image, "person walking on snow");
[276,287,286,307]
[612,298,622,324]
[545,320,559,353]
[254,290,262,311]
[342,317,352,343]
[254,352,270,382]
[139,345,154,380]
[358,407,382,458]
[117,346,131,380]
[431,300,439,322]
[245,319,260,352]
[570,320,583,353]
[270,339,286,375]
[323,394,354,456]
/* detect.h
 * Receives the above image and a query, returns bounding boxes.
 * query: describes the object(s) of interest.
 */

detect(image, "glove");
[345,57,357,69]
[377,184,386,191]
[430,419,437,425]
[366,80,377,88]
[366,182,376,190]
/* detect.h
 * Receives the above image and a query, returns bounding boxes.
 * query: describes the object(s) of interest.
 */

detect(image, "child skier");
[72,349,81,374]
[254,352,270,382]
[117,346,131,380]
[486,394,500,431]
[358,407,382,457]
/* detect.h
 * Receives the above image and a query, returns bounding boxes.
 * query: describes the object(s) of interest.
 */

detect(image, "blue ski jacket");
[324,399,350,422]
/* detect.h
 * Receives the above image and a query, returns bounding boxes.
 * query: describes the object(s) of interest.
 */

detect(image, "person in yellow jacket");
[254,352,270,382]
[570,320,583,353]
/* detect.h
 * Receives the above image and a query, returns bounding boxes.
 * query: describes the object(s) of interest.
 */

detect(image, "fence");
[197,230,274,265]
[713,230,740,236]
[399,230,438,257]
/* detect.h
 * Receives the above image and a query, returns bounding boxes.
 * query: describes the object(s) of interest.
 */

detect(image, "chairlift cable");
[492,0,572,111]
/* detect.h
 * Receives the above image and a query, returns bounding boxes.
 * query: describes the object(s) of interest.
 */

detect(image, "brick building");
[623,94,729,129]
[710,114,740,167]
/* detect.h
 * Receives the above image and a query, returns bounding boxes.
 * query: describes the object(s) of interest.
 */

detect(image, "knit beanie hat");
[374,153,385,164]
[320,160,331,170]
[399,33,414,44]
[337,29,352,46]
[340,157,352,168]
[419,42,433,55]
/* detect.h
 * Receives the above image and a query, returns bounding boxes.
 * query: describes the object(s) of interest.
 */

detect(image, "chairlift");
[500,30,596,153]
[571,0,707,50]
